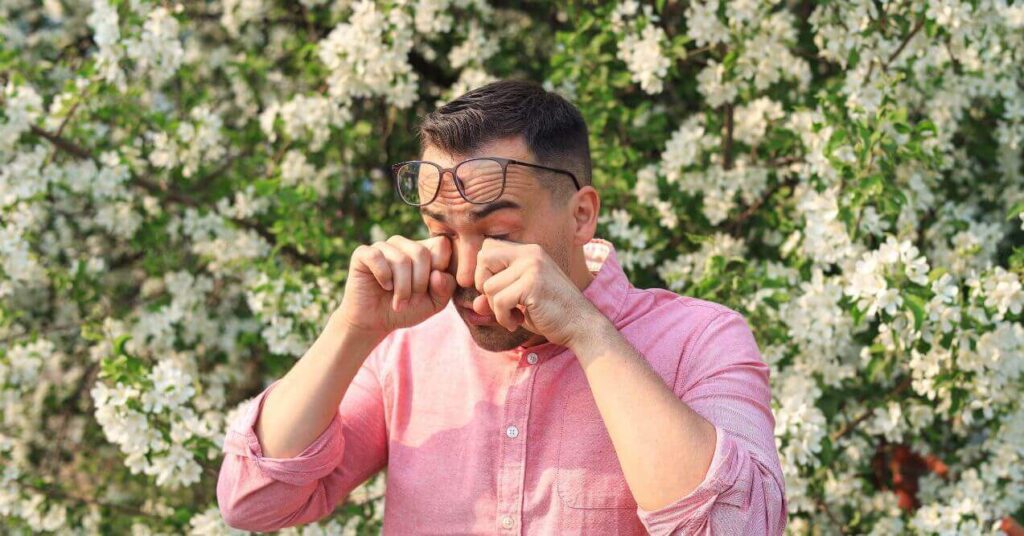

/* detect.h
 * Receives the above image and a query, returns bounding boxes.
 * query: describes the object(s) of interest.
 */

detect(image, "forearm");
[570,315,717,512]
[256,314,386,458]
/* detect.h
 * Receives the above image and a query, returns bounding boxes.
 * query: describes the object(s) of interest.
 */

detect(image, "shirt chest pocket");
[556,387,638,510]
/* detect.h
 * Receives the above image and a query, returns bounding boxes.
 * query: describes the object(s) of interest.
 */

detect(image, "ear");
[569,186,600,247]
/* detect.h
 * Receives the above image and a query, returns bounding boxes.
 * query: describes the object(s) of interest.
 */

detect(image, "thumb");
[428,269,456,310]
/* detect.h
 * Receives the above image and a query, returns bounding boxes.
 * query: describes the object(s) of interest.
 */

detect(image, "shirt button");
[500,515,514,529]
[526,352,538,364]
[505,425,519,438]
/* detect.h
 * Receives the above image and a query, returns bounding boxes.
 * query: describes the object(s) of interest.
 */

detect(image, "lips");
[457,302,495,325]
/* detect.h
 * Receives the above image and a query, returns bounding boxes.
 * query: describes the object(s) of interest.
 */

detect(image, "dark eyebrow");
[420,207,446,222]
[470,199,521,221]
[419,200,521,223]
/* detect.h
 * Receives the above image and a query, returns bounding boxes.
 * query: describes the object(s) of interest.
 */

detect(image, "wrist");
[324,312,388,363]
[328,308,388,340]
[565,305,616,356]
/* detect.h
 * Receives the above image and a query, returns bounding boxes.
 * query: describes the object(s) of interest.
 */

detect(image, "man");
[217,79,787,534]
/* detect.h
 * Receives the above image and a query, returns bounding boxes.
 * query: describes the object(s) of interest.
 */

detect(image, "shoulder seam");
[672,309,739,394]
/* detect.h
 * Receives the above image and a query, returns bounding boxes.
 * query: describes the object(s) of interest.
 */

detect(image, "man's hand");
[333,235,456,337]
[472,238,600,347]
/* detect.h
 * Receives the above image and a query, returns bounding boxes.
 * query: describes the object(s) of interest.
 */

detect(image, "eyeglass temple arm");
[507,159,581,190]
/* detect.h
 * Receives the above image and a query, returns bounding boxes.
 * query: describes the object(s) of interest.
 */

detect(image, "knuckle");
[416,247,431,265]
[370,241,389,255]
[358,245,382,263]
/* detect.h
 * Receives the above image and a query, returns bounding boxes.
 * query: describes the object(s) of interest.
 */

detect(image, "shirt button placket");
[496,349,537,535]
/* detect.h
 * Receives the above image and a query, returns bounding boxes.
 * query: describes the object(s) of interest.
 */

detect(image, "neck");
[570,250,597,292]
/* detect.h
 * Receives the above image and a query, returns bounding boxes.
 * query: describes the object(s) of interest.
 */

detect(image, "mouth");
[456,302,496,326]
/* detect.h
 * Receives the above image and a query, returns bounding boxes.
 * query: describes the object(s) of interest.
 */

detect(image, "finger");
[490,279,528,332]
[479,237,529,265]
[421,235,452,272]
[375,242,412,310]
[475,243,517,294]
[353,245,393,291]
[480,263,521,298]
[472,293,494,317]
[388,235,431,296]
[428,269,456,310]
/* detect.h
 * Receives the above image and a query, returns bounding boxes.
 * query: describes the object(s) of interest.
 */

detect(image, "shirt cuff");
[224,378,345,486]
[635,425,752,533]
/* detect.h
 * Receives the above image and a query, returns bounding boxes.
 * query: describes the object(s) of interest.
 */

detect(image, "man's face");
[418,136,574,352]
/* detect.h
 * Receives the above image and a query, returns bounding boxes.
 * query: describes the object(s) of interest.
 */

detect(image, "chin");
[463,320,534,352]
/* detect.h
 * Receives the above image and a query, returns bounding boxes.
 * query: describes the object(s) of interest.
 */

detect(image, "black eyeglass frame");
[389,156,582,207]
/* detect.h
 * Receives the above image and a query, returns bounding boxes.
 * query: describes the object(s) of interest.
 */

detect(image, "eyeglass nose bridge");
[432,161,500,205]
[438,165,466,192]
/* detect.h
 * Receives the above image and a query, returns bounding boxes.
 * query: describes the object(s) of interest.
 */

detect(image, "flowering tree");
[2,0,1023,534]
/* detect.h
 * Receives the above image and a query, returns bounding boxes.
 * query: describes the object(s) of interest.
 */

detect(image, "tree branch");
[31,124,90,159]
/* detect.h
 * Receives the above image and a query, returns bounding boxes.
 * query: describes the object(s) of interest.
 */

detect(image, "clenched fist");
[332,235,456,337]
[472,238,600,348]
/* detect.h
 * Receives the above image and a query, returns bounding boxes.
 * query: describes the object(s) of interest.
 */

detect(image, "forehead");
[421,135,531,165]
[419,136,543,221]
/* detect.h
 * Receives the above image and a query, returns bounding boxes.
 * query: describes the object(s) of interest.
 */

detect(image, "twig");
[883,18,924,71]
[47,100,82,164]
[816,498,848,534]
[44,363,101,478]
[722,104,734,171]
[831,376,914,442]
[866,17,925,83]
[728,175,799,232]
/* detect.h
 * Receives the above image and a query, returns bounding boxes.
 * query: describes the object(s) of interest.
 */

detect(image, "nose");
[451,236,481,291]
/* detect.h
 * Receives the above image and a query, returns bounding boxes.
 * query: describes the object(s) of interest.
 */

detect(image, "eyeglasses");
[390,156,581,206]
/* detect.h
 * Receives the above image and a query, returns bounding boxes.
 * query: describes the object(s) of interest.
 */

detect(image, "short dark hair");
[416,79,592,201]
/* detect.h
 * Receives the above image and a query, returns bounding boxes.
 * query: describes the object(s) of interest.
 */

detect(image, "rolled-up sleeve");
[216,341,390,532]
[636,310,787,535]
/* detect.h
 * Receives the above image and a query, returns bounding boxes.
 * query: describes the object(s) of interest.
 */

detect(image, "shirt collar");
[509,237,631,364]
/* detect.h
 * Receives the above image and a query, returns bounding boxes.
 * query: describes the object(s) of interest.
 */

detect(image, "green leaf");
[114,334,134,358]
[905,294,926,331]
[1006,200,1024,221]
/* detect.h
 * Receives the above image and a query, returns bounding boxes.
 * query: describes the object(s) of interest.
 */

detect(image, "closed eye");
[430,232,512,241]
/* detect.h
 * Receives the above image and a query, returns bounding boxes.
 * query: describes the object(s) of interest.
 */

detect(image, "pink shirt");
[217,238,787,534]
